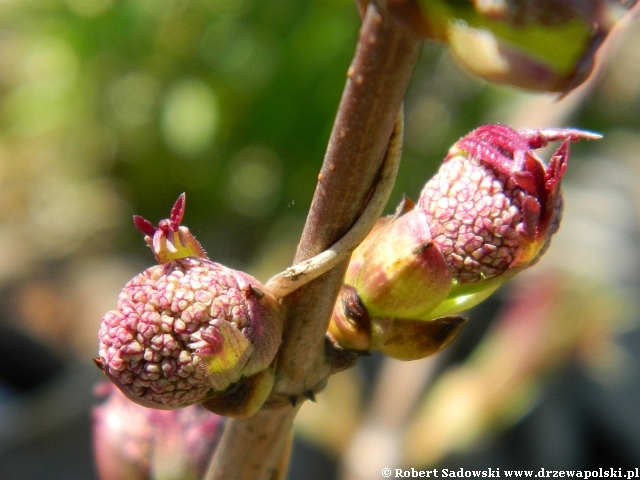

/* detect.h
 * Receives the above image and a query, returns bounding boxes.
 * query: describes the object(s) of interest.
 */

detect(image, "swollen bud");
[93,382,224,480]
[330,124,600,360]
[420,124,600,315]
[96,195,283,417]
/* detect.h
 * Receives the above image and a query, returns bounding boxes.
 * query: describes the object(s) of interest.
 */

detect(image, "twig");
[265,108,404,299]
[204,3,423,479]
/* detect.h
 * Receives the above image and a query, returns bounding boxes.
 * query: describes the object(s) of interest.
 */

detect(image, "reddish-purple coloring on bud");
[93,382,224,480]
[133,193,208,264]
[419,124,600,291]
[329,124,600,360]
[96,195,283,416]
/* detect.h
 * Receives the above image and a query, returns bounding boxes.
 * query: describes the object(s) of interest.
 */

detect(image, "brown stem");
[264,109,404,299]
[204,407,298,480]
[205,3,422,479]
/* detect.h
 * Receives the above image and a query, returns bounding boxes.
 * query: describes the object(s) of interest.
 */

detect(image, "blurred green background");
[1,1,640,479]
[0,0,551,278]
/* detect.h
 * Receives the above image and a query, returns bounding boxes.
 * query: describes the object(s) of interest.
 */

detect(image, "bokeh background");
[1,1,639,479]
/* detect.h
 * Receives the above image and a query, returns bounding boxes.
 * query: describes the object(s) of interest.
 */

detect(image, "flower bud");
[96,195,283,417]
[420,124,599,316]
[93,382,223,480]
[388,0,637,92]
[329,124,599,360]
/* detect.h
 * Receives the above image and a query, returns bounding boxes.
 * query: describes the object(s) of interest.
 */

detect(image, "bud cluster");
[330,124,599,360]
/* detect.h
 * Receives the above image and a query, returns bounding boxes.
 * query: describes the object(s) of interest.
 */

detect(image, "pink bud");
[96,257,283,415]
[92,382,223,480]
[329,124,600,360]
[96,196,283,416]
[420,124,600,306]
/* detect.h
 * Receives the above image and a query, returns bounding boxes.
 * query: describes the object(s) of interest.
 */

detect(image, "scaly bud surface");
[96,195,283,416]
[329,124,599,360]
[420,125,600,306]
